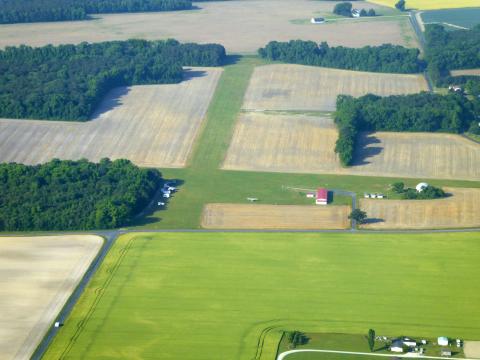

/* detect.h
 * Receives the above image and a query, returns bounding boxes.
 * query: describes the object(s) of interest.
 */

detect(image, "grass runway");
[44,232,480,360]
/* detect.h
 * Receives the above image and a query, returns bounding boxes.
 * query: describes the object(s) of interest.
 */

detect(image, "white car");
[158,202,165,206]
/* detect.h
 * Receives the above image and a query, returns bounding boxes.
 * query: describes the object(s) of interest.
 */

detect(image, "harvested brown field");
[0,68,221,168]
[450,69,480,76]
[224,114,480,181]
[223,113,343,173]
[0,235,102,360]
[349,132,480,181]
[201,203,351,230]
[360,188,480,229]
[464,341,480,359]
[242,64,428,111]
[0,1,415,53]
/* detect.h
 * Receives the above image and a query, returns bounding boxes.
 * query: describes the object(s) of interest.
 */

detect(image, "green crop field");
[421,8,480,29]
[44,232,480,360]
[368,0,480,10]
[130,56,480,230]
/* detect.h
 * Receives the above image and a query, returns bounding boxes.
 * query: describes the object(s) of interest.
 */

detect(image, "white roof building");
[438,336,449,346]
[416,182,429,192]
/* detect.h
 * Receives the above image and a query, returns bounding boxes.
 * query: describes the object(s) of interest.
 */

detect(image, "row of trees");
[0,0,193,24]
[392,182,446,200]
[334,93,478,166]
[0,158,162,231]
[258,40,424,74]
[0,39,226,121]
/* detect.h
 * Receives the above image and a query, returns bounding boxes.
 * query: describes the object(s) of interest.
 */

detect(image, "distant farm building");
[441,349,452,357]
[438,337,449,346]
[416,182,429,192]
[316,188,328,205]
[311,17,325,24]
[391,340,404,353]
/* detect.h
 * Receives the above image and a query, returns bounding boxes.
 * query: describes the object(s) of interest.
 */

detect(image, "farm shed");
[391,340,404,353]
[438,337,449,346]
[316,188,328,205]
[441,349,452,356]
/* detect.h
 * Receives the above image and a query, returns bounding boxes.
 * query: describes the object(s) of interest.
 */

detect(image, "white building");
[438,337,449,346]
[416,182,429,192]
[391,340,404,353]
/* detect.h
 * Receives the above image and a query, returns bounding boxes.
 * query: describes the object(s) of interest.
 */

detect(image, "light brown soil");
[0,1,415,53]
[0,68,222,168]
[201,203,351,230]
[350,132,480,181]
[450,69,480,77]
[465,341,480,359]
[242,64,428,112]
[0,235,102,360]
[224,113,479,181]
[360,188,480,229]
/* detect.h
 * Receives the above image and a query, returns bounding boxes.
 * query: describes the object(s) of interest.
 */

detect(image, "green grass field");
[421,8,480,29]
[129,56,480,229]
[367,0,480,10]
[44,232,480,360]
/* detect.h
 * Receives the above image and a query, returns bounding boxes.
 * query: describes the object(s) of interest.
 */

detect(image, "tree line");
[392,182,446,200]
[0,39,226,121]
[425,24,480,85]
[0,158,162,231]
[258,40,424,74]
[0,0,193,24]
[334,93,478,166]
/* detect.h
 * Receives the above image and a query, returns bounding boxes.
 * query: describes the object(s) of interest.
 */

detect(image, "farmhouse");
[311,17,325,24]
[316,188,328,205]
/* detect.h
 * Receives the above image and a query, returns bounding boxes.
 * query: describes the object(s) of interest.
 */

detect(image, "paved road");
[31,231,118,360]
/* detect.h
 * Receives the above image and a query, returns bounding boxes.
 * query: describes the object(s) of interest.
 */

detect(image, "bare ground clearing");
[360,188,480,229]
[0,235,102,360]
[450,69,480,76]
[0,68,222,168]
[223,113,343,173]
[0,1,414,53]
[242,64,428,112]
[201,204,351,230]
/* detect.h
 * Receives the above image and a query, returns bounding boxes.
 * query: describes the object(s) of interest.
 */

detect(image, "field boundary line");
[277,349,479,360]
[57,234,135,359]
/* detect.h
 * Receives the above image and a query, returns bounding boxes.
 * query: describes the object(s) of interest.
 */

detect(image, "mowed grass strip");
[201,203,351,229]
[360,187,480,229]
[242,64,428,112]
[44,232,480,360]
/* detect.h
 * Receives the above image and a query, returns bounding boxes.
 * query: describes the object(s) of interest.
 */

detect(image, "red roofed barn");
[316,188,328,205]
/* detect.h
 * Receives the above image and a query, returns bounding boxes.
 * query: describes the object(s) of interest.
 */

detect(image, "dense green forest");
[258,40,423,73]
[0,0,192,24]
[0,159,162,231]
[0,39,226,121]
[334,93,477,166]
[425,24,480,85]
